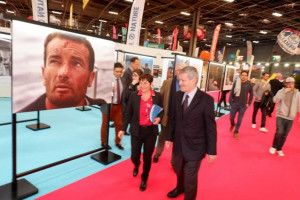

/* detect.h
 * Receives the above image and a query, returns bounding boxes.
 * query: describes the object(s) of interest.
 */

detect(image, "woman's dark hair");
[140,73,153,83]
[133,69,143,80]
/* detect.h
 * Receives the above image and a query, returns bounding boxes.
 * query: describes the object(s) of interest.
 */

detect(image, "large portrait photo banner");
[124,53,154,74]
[175,55,203,88]
[12,20,115,113]
[222,65,236,91]
[206,62,224,92]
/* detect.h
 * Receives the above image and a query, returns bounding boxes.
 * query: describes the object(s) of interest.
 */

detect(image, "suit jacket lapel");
[178,91,184,118]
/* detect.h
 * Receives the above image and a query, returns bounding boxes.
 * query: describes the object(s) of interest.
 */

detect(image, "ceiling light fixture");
[109,11,118,15]
[259,30,268,34]
[284,63,290,67]
[180,12,191,16]
[224,0,234,2]
[155,20,163,24]
[225,22,233,26]
[125,0,133,2]
[99,19,107,23]
[239,13,247,17]
[0,1,6,5]
[52,10,62,15]
[183,40,189,43]
[274,63,279,67]
[226,43,232,45]
[6,9,15,14]
[141,27,145,29]
[253,40,259,43]
[262,19,271,24]
[226,35,232,38]
[265,63,270,66]
[87,30,93,32]
[295,64,300,67]
[272,12,282,17]
[207,20,214,23]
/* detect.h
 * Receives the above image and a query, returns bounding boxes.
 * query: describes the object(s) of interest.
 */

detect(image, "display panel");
[125,53,154,74]
[175,55,203,88]
[222,65,236,91]
[12,20,115,113]
[206,62,224,92]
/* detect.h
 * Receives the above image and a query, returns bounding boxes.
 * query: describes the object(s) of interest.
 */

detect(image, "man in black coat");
[122,56,140,88]
[166,66,217,200]
[268,72,284,117]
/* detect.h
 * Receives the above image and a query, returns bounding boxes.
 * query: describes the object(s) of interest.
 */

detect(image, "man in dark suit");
[166,66,217,200]
[122,56,140,88]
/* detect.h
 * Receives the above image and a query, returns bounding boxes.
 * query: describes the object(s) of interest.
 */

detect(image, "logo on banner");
[129,33,135,40]
[277,28,300,55]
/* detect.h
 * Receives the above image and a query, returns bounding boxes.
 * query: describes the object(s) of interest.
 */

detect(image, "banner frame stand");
[26,111,50,131]
[91,103,121,165]
[76,106,91,111]
[0,114,38,200]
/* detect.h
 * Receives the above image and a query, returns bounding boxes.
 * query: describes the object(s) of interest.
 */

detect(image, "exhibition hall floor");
[1,96,300,200]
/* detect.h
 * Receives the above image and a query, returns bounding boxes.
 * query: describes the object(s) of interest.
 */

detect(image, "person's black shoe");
[116,144,124,150]
[124,132,130,135]
[153,155,159,163]
[167,187,184,198]
[133,168,138,177]
[140,180,147,191]
[101,143,111,149]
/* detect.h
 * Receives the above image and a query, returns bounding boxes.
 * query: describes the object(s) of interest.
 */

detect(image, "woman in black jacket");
[119,74,163,191]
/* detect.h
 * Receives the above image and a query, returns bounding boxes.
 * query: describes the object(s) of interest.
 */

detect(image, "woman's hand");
[118,131,125,139]
[153,117,161,125]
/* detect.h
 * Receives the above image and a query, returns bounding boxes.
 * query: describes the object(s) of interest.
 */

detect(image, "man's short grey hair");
[179,66,199,82]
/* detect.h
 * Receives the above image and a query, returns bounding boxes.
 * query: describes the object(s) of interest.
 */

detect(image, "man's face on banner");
[42,37,95,107]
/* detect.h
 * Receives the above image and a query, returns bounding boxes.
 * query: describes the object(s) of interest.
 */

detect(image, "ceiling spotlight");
[284,63,290,67]
[224,0,234,2]
[99,19,107,23]
[262,19,271,24]
[155,20,163,24]
[180,12,191,16]
[225,22,233,26]
[274,63,279,67]
[0,1,6,5]
[183,40,189,43]
[239,13,248,17]
[109,11,118,15]
[257,62,261,65]
[125,0,133,2]
[295,64,300,67]
[272,12,282,17]
[253,40,259,43]
[205,44,211,47]
[226,35,232,38]
[259,30,268,34]
[223,62,227,64]
[265,63,270,66]
[141,27,145,29]
[207,20,214,23]
[52,10,62,15]
[226,43,232,46]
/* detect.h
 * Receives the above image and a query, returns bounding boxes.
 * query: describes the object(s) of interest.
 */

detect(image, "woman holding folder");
[119,74,163,191]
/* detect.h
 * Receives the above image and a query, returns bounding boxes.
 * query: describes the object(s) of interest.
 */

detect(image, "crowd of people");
[102,58,299,200]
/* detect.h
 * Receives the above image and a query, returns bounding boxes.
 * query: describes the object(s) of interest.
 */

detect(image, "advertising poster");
[0,33,11,76]
[206,62,224,92]
[175,55,203,88]
[125,53,154,74]
[12,20,115,113]
[223,65,236,91]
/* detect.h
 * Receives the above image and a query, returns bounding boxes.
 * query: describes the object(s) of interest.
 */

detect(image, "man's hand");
[118,131,125,139]
[165,141,171,149]
[153,117,161,125]
[284,88,292,93]
[207,155,217,163]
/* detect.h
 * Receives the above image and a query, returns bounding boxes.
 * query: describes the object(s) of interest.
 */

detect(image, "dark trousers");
[155,125,174,166]
[272,117,293,150]
[131,126,157,181]
[218,90,229,107]
[252,101,267,127]
[268,104,275,115]
[230,103,247,134]
[173,153,202,200]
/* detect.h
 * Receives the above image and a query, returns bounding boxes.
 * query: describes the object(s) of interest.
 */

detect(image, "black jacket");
[121,90,163,136]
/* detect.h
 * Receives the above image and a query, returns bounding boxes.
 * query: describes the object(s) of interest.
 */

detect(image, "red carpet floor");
[37,104,300,200]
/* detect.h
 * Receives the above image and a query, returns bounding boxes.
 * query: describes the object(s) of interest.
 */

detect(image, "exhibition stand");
[26,110,50,131]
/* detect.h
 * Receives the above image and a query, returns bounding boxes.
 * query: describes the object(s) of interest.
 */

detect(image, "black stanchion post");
[76,105,91,111]
[91,94,121,164]
[0,114,38,199]
[26,110,50,131]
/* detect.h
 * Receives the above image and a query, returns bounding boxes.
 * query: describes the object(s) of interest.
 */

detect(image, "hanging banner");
[217,46,226,63]
[82,0,89,9]
[171,26,179,51]
[246,41,252,63]
[183,25,191,39]
[31,0,49,23]
[277,28,300,55]
[126,0,145,46]
[121,27,127,43]
[98,21,103,36]
[210,24,221,61]
[157,28,161,44]
[196,28,205,40]
[234,49,240,64]
[69,3,73,28]
[113,25,117,39]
